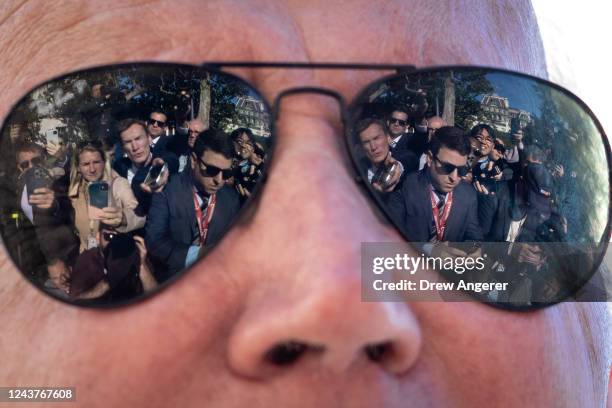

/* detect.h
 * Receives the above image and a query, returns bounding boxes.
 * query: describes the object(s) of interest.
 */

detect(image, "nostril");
[364,341,392,363]
[265,341,310,366]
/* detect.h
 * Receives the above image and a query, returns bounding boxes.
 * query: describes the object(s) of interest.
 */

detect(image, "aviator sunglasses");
[147,119,167,127]
[432,155,470,177]
[0,62,609,310]
[197,158,233,180]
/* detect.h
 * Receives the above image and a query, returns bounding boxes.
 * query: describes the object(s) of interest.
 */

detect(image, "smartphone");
[45,128,60,146]
[144,163,167,190]
[88,181,109,220]
[25,166,51,196]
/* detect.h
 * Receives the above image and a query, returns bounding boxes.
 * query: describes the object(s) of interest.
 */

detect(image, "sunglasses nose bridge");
[272,87,348,126]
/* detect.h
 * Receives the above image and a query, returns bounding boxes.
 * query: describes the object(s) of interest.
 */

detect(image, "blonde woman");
[69,140,145,252]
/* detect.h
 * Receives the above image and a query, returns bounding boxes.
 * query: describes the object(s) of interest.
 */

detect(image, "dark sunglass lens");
[441,163,456,175]
[222,169,234,180]
[350,67,610,310]
[205,166,221,177]
[0,62,272,307]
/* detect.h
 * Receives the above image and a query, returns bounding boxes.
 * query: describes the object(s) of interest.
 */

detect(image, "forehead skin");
[201,150,232,170]
[120,123,147,144]
[150,112,167,121]
[0,1,609,407]
[390,111,408,120]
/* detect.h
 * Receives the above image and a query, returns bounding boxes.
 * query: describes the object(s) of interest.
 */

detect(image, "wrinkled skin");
[0,1,610,407]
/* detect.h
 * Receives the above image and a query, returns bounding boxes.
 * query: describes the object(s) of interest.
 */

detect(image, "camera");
[144,163,167,190]
[372,161,398,189]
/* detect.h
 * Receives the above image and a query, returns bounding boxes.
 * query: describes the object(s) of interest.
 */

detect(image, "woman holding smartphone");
[68,141,145,252]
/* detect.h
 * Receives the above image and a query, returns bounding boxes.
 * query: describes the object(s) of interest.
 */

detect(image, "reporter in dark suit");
[388,126,482,244]
[145,129,240,281]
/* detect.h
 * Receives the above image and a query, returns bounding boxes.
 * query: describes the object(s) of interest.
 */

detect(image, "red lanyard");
[193,190,217,245]
[429,187,453,241]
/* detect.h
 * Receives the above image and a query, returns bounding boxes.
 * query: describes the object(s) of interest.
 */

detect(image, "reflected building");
[226,95,271,138]
[479,93,532,134]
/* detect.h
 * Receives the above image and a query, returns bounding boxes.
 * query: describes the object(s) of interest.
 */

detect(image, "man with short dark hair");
[145,128,240,281]
[14,142,58,223]
[230,127,266,200]
[418,115,447,170]
[387,108,410,149]
[388,126,483,244]
[146,110,168,150]
[468,123,495,165]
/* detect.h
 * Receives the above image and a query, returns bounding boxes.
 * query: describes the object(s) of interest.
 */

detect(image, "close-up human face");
[387,111,409,137]
[192,150,232,195]
[77,150,105,182]
[427,147,467,193]
[475,129,493,156]
[187,120,206,148]
[233,132,254,159]
[120,123,152,166]
[359,123,391,165]
[16,150,41,175]
[0,1,609,407]
[147,112,168,138]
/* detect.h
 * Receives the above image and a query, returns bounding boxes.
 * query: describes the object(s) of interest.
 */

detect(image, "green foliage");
[365,68,494,130]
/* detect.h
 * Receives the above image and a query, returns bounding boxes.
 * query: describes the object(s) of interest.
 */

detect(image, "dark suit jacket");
[391,129,429,158]
[145,170,240,280]
[387,170,483,242]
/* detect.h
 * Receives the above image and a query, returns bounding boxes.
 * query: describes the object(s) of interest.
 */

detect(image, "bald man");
[163,118,207,172]
[0,1,609,407]
[418,115,448,170]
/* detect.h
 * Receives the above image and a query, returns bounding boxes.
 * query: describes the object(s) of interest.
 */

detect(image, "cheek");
[410,302,568,404]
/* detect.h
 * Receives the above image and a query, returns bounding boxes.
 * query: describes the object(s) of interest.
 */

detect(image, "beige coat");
[70,170,145,252]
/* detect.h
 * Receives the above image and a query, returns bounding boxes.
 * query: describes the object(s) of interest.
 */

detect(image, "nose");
[225,94,422,380]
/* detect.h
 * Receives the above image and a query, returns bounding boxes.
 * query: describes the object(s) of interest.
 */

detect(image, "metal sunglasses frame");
[1,61,610,310]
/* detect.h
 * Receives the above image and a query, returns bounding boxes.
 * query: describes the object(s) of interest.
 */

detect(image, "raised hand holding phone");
[88,181,109,220]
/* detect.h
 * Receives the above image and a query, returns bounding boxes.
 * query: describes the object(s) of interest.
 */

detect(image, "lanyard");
[193,190,217,246]
[429,187,453,241]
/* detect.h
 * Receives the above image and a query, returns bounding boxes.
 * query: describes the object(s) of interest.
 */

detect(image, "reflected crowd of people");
[0,102,267,303]
[355,105,585,303]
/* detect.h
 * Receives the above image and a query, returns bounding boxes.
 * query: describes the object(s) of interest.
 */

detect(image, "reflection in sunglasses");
[0,62,608,310]
[389,118,408,126]
[0,63,272,307]
[198,159,233,180]
[148,119,167,127]
[433,156,469,177]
